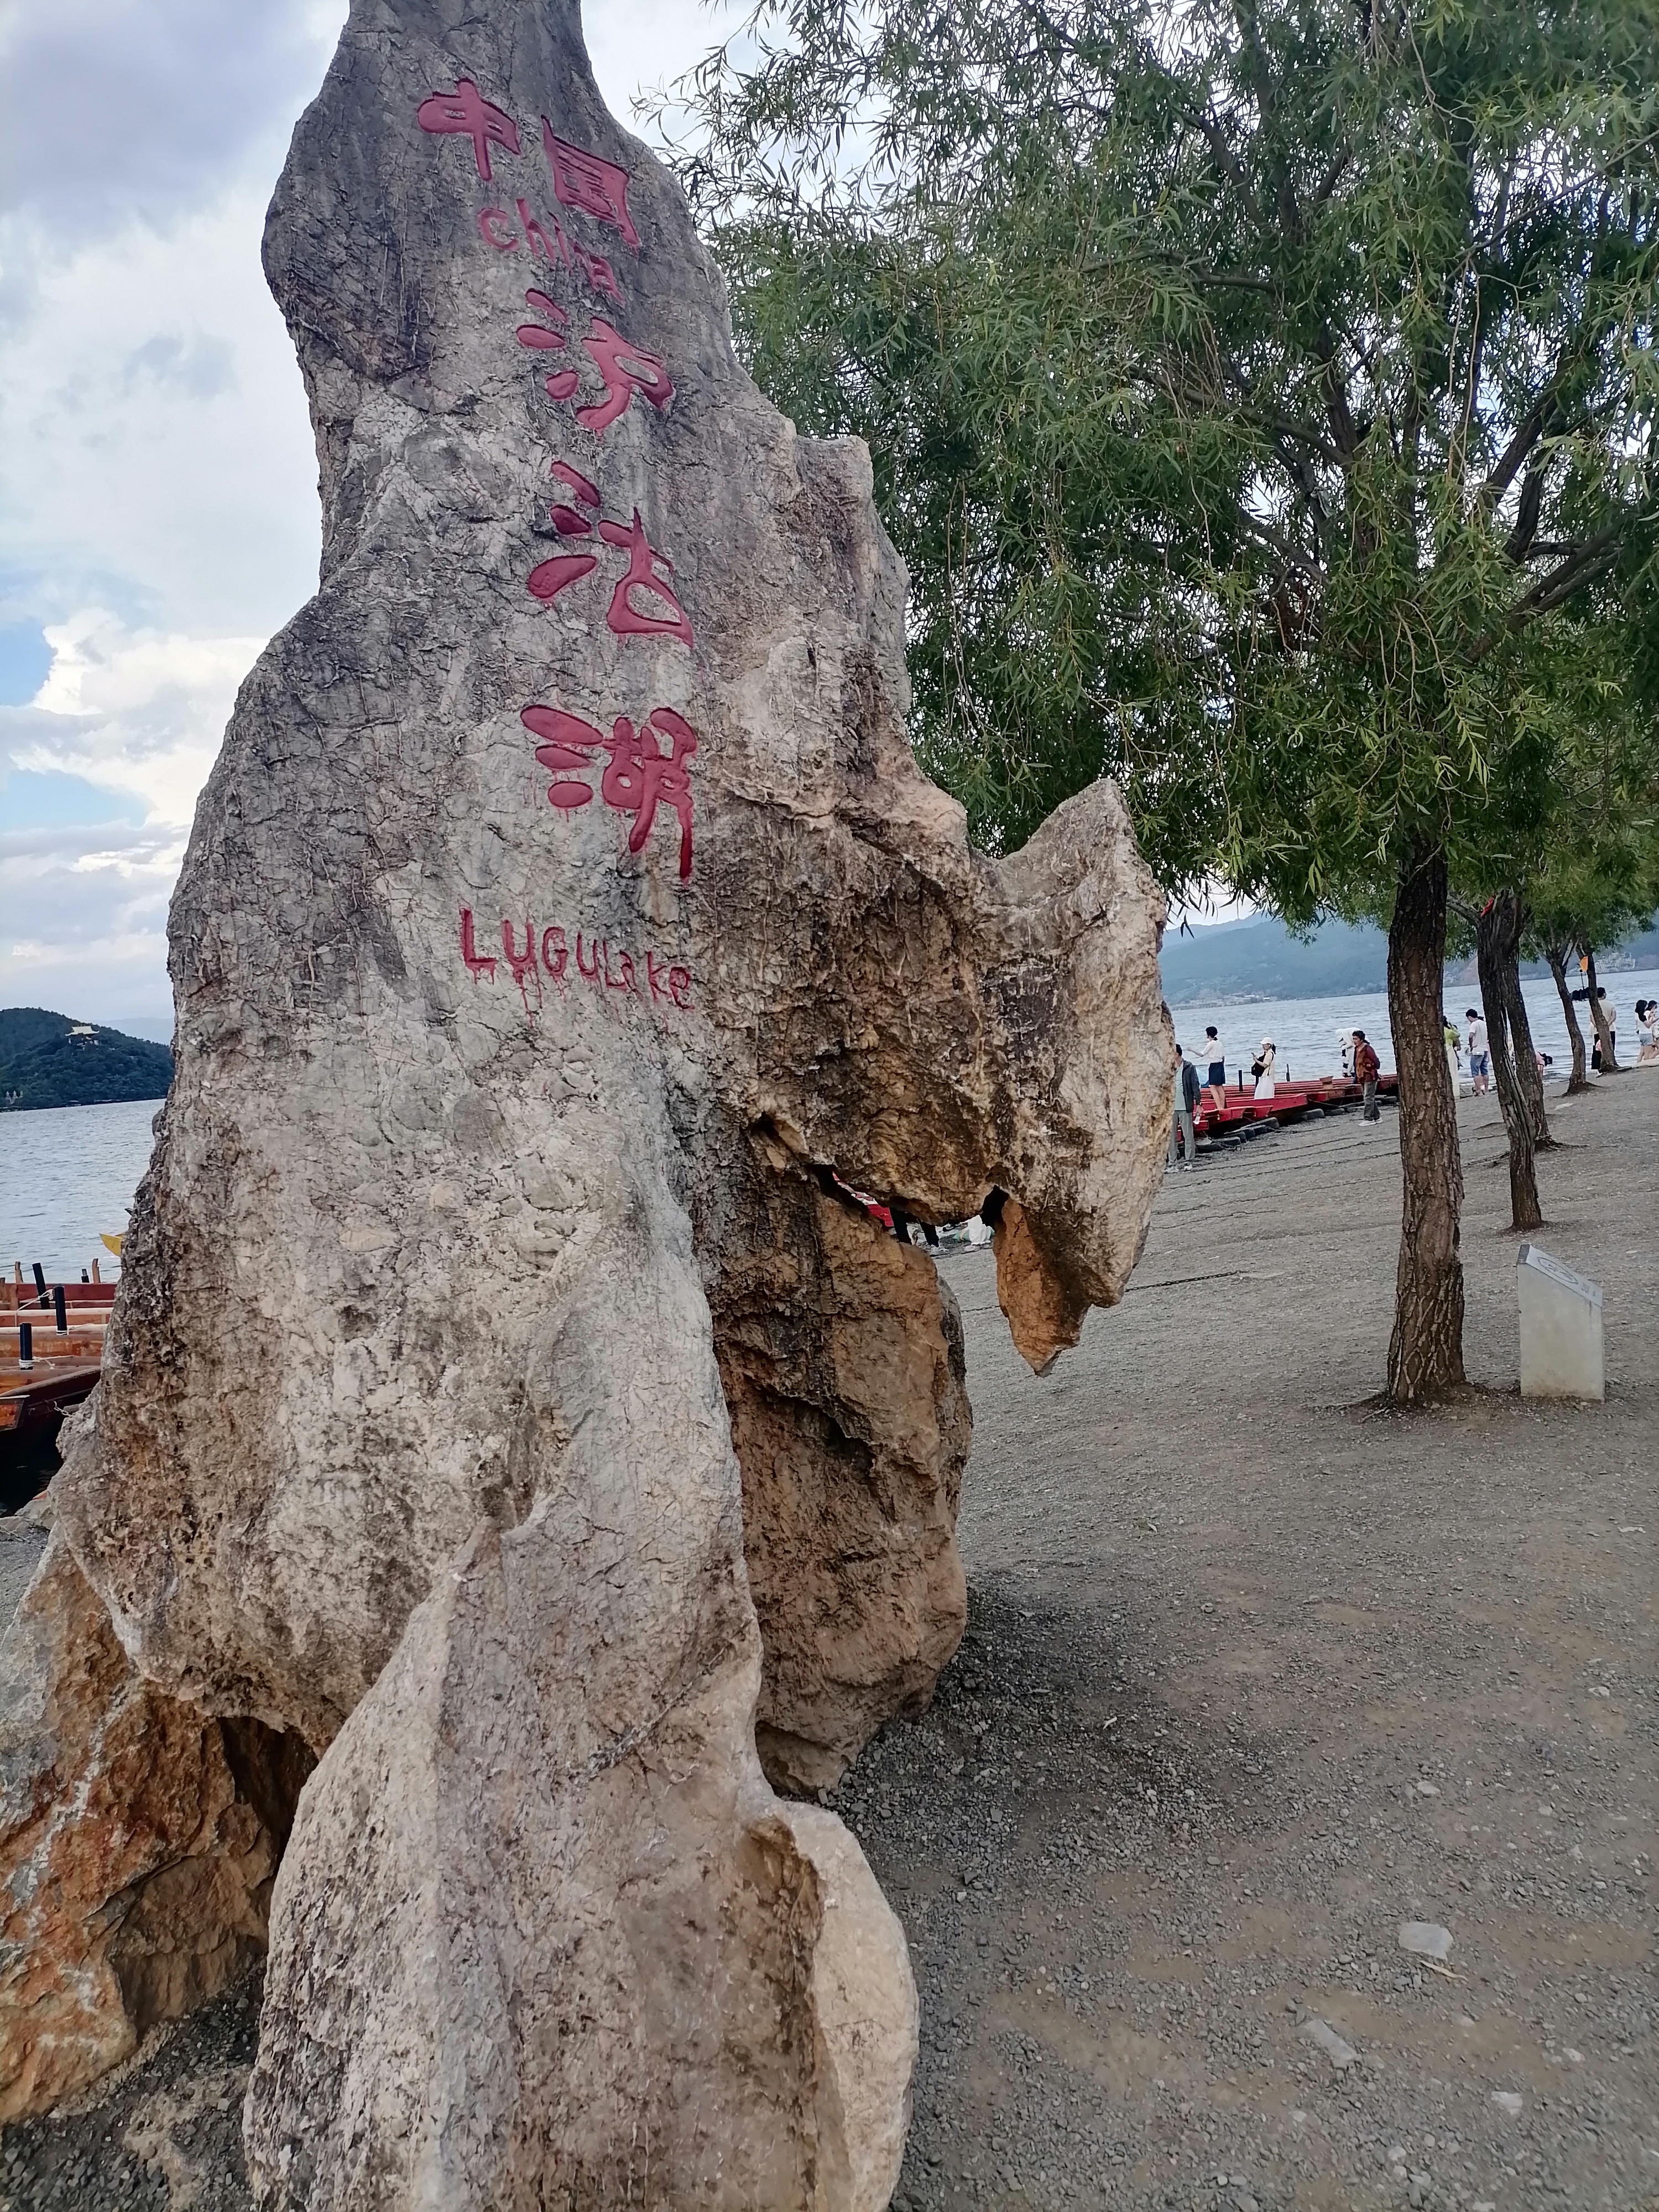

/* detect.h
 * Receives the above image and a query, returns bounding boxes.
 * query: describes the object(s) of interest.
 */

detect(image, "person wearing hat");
[1251,1037,1276,1100]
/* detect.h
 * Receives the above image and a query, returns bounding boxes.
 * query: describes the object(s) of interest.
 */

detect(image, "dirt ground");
[3,1073,1654,2211]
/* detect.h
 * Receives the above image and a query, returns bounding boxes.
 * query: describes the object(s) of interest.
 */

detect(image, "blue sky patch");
[0,624,54,707]
[2,770,148,831]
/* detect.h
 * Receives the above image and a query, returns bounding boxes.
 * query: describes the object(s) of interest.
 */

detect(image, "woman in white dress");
[1252,1038,1277,1099]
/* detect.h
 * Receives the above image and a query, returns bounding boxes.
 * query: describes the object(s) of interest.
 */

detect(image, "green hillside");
[1160,916,1388,1004]
[1161,913,1659,1006]
[0,1008,173,1112]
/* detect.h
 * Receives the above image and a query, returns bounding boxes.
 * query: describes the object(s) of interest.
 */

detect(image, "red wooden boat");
[2,1277,115,1511]
[1191,1068,1397,1139]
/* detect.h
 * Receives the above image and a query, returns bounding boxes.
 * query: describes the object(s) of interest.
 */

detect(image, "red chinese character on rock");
[526,548,601,606]
[601,708,697,879]
[519,703,699,879]
[521,705,603,807]
[598,510,693,648]
[577,319,674,433]
[516,296,674,435]
[541,122,640,252]
[516,289,580,401]
[525,467,693,648]
[417,81,521,182]
[526,461,602,607]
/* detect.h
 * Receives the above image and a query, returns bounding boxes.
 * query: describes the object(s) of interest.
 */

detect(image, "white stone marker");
[1517,1244,1604,1401]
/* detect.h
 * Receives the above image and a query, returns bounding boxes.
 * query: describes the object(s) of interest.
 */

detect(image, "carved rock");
[0,1530,309,2121]
[710,1147,971,1791]
[779,1801,920,2212]
[13,0,1170,2185]
[248,1500,901,2210]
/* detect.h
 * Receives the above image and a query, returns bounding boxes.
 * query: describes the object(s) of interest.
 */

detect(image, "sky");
[0,0,733,1029]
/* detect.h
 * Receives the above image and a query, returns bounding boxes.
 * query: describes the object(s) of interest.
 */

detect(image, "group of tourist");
[1168,983,1656,1171]
[1167,1023,1381,1170]
[1566,983,1659,1070]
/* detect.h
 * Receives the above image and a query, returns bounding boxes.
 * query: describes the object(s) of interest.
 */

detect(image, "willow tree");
[1451,596,1659,1223]
[668,0,1659,1399]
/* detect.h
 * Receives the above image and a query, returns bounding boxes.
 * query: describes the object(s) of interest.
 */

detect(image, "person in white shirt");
[1251,1038,1276,1100]
[1464,1007,1490,1095]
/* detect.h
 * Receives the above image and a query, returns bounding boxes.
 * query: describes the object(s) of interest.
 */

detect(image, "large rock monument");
[0,0,1171,2199]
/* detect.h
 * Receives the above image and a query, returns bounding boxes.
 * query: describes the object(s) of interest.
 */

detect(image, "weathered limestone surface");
[1,0,1171,2186]
[778,1801,920,2212]
[0,1525,309,2122]
[711,1143,972,1792]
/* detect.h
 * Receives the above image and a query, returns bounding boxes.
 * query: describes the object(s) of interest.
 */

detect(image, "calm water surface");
[3,966,1655,1279]
[1,1098,161,1282]
[1170,967,1659,1086]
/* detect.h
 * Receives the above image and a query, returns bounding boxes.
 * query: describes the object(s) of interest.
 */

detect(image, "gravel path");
[838,1073,1656,2212]
[2,1073,1653,2211]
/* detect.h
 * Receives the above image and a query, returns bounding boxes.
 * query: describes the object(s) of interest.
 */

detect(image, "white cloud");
[22,610,263,826]
[1,187,325,636]
[0,0,346,281]
[0,819,183,1024]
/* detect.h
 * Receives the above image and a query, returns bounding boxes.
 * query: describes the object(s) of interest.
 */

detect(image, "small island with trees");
[0,1008,173,1113]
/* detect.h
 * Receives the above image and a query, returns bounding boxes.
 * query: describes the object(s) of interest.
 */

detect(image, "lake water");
[3,965,1656,1280]
[0,1097,162,1282]
[1170,967,1659,1087]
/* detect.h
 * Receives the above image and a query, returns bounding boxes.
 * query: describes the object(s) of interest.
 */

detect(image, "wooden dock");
[1,1283,113,1506]
[1191,1068,1398,1140]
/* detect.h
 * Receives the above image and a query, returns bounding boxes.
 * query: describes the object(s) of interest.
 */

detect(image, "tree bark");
[1386,848,1466,1401]
[1581,946,1621,1072]
[1475,893,1541,1232]
[1546,943,1589,1092]
[1501,915,1552,1150]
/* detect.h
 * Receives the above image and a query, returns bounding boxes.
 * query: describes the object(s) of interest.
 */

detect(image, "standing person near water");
[1169,1045,1201,1171]
[1636,999,1658,1065]
[1443,1015,1463,1095]
[1465,1006,1490,1095]
[1203,1025,1228,1107]
[1354,1029,1381,1121]
[1251,1038,1276,1100]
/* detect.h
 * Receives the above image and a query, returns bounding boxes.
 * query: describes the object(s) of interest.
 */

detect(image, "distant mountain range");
[0,1008,173,1113]
[1160,912,1659,1007]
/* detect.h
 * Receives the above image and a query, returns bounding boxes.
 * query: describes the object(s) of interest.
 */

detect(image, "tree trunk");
[1501,914,1552,1150]
[1546,945,1589,1092]
[1475,894,1541,1233]
[1582,947,1621,1072]
[1386,849,1466,1401]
